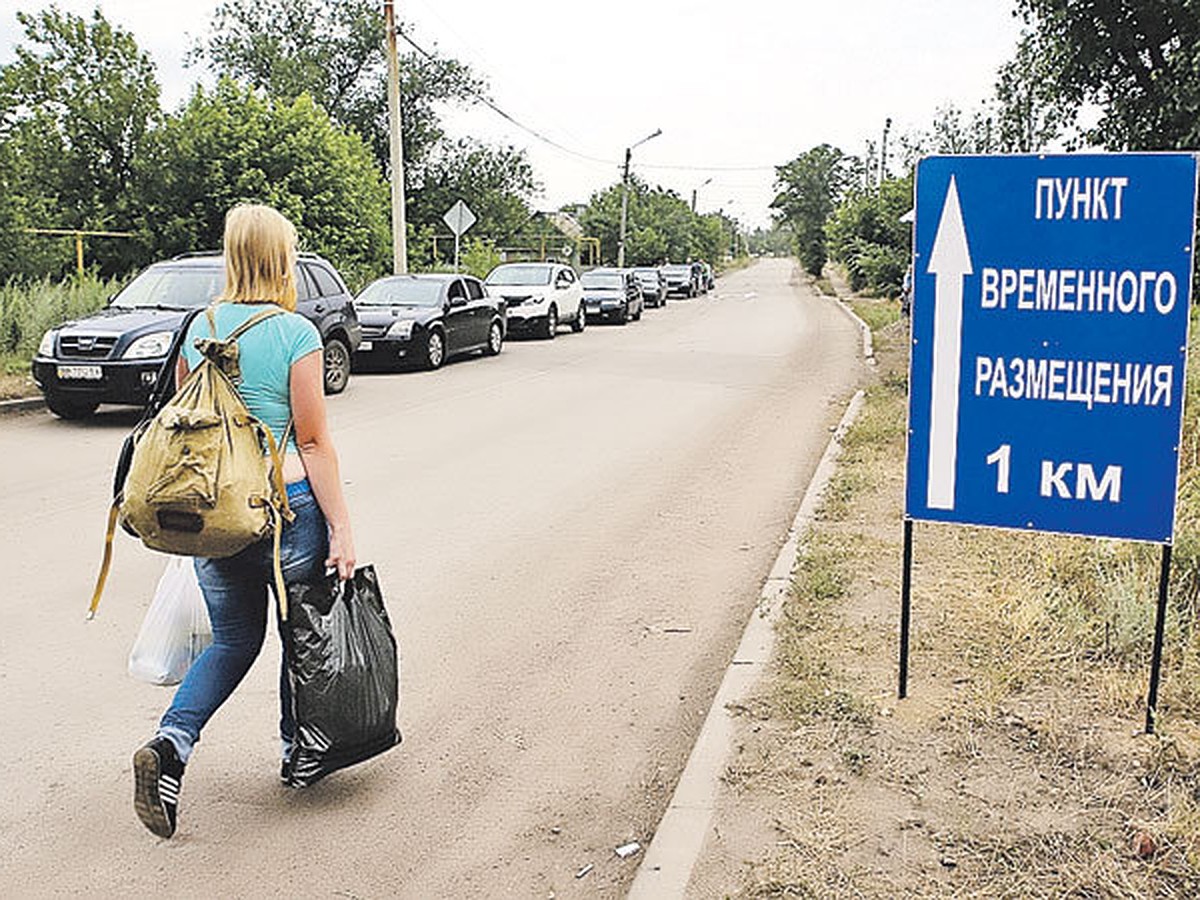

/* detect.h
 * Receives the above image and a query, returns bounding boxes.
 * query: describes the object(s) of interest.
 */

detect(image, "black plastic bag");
[283,565,401,787]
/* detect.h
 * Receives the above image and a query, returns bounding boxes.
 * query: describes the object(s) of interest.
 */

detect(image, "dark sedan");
[633,267,668,308]
[581,269,643,324]
[662,263,699,298]
[352,273,504,371]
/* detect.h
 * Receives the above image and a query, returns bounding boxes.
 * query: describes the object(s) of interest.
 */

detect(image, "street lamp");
[691,177,712,214]
[617,128,662,268]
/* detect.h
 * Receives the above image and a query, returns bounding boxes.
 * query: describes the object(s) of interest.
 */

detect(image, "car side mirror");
[449,296,467,308]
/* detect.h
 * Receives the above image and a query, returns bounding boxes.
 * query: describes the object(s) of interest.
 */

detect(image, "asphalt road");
[0,258,861,898]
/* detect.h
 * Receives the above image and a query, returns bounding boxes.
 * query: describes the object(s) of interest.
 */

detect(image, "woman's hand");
[326,522,356,581]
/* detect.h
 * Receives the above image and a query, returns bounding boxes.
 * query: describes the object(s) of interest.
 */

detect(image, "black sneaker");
[133,736,185,838]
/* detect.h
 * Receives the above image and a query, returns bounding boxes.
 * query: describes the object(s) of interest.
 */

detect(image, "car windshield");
[634,271,657,281]
[486,265,553,287]
[356,279,444,306]
[581,273,624,290]
[110,266,224,309]
[664,265,691,275]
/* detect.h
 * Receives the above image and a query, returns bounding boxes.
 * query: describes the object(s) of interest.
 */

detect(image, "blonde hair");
[218,204,299,312]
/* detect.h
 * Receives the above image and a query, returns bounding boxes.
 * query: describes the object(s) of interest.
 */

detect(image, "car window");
[448,279,467,301]
[556,268,576,286]
[295,266,315,301]
[465,278,484,301]
[308,264,343,297]
[110,265,223,309]
[486,265,553,286]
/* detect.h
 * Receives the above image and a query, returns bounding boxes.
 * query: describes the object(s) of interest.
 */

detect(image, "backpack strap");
[86,497,122,620]
[202,304,283,342]
[225,306,284,341]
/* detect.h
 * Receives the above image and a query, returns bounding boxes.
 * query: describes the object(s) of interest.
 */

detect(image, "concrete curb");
[831,296,875,365]
[0,396,45,416]
[628,388,867,899]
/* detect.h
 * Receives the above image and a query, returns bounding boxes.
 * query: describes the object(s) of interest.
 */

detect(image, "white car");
[484,262,586,339]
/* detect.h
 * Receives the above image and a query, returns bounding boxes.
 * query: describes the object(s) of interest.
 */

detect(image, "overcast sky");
[1,1,1025,228]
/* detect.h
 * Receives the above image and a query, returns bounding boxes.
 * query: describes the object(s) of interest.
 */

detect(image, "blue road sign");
[906,154,1198,543]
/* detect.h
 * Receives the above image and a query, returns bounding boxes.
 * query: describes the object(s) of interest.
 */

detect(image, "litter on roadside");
[575,863,594,879]
[615,841,641,859]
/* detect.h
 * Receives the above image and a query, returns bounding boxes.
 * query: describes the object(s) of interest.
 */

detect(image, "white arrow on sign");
[925,175,973,511]
[443,199,476,237]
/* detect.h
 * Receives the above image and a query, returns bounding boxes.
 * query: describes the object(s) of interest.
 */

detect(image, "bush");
[827,175,913,296]
[0,275,116,359]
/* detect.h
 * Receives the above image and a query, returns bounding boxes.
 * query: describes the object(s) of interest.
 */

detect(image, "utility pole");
[691,176,712,214]
[879,116,892,189]
[384,0,408,273]
[617,128,662,268]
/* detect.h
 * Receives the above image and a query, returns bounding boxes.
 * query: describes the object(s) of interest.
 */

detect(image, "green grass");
[848,297,901,332]
[0,275,117,359]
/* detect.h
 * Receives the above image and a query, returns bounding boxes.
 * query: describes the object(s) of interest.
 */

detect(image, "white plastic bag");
[128,556,212,685]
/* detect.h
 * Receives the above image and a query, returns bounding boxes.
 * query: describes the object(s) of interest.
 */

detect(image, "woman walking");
[133,204,355,838]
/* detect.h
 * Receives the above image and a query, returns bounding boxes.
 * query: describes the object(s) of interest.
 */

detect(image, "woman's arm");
[290,350,355,579]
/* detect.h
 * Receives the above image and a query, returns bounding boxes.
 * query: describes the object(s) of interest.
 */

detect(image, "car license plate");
[57,365,102,380]
[358,340,373,352]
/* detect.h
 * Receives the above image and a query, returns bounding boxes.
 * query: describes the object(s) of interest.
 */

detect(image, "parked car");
[483,262,585,339]
[352,273,504,371]
[31,252,361,418]
[662,263,700,298]
[581,268,644,324]
[632,267,668,307]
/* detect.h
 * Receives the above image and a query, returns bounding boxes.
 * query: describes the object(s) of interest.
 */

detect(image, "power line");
[394,25,777,175]
[395,26,613,166]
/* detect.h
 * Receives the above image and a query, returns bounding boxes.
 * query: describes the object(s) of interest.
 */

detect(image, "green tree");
[0,7,161,276]
[826,174,913,296]
[580,178,723,266]
[896,103,1000,170]
[771,144,856,275]
[135,79,390,287]
[994,30,1074,152]
[1013,0,1200,150]
[191,0,481,174]
[407,139,539,255]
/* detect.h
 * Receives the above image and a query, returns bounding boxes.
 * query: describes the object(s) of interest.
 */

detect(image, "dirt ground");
[690,282,1200,898]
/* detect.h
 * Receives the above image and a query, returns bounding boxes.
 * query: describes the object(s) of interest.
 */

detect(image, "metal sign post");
[900,153,1198,731]
[442,200,477,272]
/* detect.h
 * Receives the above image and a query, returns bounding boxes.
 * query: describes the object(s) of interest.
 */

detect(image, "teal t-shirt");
[182,303,323,454]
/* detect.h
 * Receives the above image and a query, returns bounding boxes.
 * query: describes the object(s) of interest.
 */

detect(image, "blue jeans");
[158,481,328,764]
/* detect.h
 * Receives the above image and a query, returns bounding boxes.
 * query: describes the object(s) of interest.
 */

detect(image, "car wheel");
[571,304,586,333]
[425,329,446,369]
[322,337,351,394]
[543,305,558,340]
[485,320,503,356]
[45,393,98,419]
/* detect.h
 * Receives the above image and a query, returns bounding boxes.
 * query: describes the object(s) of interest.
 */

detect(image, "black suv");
[32,252,361,418]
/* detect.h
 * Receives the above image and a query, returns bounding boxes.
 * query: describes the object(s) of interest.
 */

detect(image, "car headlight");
[37,331,56,357]
[122,331,174,360]
[388,320,414,338]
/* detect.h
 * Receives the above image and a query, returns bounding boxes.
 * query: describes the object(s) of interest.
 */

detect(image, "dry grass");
[728,308,1200,897]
